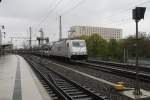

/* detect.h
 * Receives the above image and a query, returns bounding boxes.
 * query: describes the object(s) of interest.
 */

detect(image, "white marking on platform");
[19,55,52,100]
[51,61,150,99]
[51,62,116,86]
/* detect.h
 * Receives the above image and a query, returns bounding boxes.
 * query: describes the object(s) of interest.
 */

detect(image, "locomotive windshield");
[72,41,85,47]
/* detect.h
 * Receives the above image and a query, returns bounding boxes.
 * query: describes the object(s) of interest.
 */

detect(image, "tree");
[80,34,108,58]
[107,39,124,61]
[123,35,150,58]
[80,33,150,61]
[108,39,117,59]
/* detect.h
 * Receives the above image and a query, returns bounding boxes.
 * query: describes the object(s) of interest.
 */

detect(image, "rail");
[24,55,108,100]
[73,60,150,82]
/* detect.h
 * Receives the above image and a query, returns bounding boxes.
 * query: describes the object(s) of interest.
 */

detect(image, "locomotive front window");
[72,41,85,47]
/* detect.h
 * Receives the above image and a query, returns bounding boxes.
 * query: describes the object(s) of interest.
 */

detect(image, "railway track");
[72,60,150,82]
[24,56,109,100]
[87,59,150,72]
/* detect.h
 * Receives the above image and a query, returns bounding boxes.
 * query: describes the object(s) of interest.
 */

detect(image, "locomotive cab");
[70,40,87,60]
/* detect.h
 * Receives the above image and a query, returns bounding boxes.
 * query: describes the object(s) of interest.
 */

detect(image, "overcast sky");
[0,0,150,47]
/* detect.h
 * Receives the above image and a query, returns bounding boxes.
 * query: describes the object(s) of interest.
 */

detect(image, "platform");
[0,55,52,100]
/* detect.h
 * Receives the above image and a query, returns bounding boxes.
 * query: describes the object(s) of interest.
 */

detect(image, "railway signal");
[132,7,146,96]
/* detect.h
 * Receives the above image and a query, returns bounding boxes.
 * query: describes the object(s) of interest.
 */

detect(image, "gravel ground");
[44,61,131,100]
[44,58,150,91]
[26,55,150,100]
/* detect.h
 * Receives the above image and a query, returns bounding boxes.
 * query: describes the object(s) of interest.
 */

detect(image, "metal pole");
[134,20,141,95]
[38,28,44,45]
[126,48,128,63]
[123,47,126,63]
[0,29,2,45]
[11,37,13,43]
[59,16,62,41]
[29,27,32,49]
[40,28,44,45]
[0,30,1,56]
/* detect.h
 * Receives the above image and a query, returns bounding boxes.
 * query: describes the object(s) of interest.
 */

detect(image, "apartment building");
[68,26,122,41]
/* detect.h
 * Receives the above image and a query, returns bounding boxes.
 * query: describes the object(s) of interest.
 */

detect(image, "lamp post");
[132,7,146,95]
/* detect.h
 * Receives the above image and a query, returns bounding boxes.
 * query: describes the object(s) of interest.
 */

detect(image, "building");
[68,26,122,41]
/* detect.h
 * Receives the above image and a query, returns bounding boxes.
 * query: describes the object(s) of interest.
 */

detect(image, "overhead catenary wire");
[61,0,87,16]
[35,0,63,31]
[33,0,150,40]
[107,0,150,19]
[102,0,150,28]
[33,0,86,40]
[58,0,150,29]
[33,0,150,30]
[32,0,63,40]
[36,0,87,28]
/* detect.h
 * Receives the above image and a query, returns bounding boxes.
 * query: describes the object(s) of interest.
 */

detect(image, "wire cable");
[107,0,150,19]
[32,0,63,40]
[35,0,63,30]
[61,0,87,16]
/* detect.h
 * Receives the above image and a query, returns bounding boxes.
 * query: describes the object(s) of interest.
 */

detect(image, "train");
[16,39,88,60]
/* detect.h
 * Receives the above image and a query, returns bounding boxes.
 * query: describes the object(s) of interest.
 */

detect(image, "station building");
[68,26,123,41]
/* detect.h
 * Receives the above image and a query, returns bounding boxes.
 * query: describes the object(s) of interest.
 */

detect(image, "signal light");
[133,7,146,21]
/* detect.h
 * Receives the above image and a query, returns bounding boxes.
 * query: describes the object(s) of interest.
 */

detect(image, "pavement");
[0,54,52,100]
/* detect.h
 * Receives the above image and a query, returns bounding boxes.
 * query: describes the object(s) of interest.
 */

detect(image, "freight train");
[16,39,88,60]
